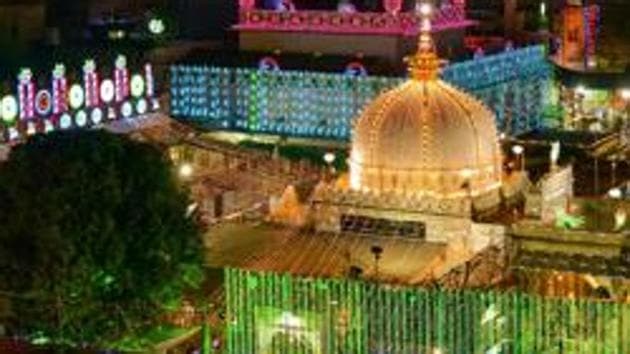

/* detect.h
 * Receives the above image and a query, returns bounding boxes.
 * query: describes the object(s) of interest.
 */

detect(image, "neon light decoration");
[83,59,100,107]
[115,55,130,102]
[171,45,551,139]
[583,5,599,68]
[35,90,52,116]
[130,74,145,98]
[235,2,471,35]
[383,0,402,14]
[145,63,155,97]
[69,84,85,110]
[52,64,68,115]
[345,62,368,76]
[226,268,630,353]
[258,57,280,71]
[91,108,103,125]
[75,110,87,128]
[0,55,159,143]
[1,95,18,123]
[59,113,72,130]
[18,69,35,120]
[100,79,115,103]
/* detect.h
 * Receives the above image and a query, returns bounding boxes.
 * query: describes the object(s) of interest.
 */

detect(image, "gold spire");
[407,2,439,81]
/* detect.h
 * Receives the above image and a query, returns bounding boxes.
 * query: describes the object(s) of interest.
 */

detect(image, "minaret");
[407,2,439,81]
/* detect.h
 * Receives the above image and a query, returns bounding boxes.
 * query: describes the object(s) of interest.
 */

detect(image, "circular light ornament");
[75,110,87,127]
[35,90,52,116]
[91,108,103,124]
[130,75,145,98]
[59,113,72,129]
[100,79,115,103]
[121,101,133,118]
[1,95,18,123]
[136,98,148,115]
[69,84,85,109]
[148,18,165,35]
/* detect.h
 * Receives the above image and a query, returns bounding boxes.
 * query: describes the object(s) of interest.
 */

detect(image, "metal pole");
[594,157,599,195]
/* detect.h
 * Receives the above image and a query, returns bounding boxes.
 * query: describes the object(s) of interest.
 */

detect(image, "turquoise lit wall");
[225,268,630,354]
[170,46,552,139]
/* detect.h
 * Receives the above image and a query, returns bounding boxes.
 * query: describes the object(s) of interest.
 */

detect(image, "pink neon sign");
[235,7,471,35]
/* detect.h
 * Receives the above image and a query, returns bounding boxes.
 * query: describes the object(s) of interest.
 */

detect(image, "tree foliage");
[0,130,203,347]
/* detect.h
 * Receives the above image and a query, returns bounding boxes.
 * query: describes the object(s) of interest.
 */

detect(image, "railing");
[235,6,471,35]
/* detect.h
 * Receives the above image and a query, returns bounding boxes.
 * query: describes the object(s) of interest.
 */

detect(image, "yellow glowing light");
[323,152,336,164]
[179,163,193,178]
[620,89,630,101]
[575,85,586,96]
[608,188,622,199]
[419,3,432,16]
[512,145,524,155]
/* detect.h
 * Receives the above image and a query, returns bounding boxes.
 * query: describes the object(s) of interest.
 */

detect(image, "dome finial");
[407,1,439,81]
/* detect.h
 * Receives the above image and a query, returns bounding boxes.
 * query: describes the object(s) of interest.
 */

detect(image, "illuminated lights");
[236,5,471,35]
[100,79,115,103]
[7,127,19,141]
[608,188,622,199]
[115,55,130,102]
[59,113,72,129]
[35,90,52,116]
[44,120,54,133]
[258,56,280,71]
[69,84,85,109]
[323,152,336,164]
[145,63,155,97]
[620,89,630,101]
[1,56,158,143]
[226,268,630,353]
[383,0,402,14]
[511,145,524,155]
[171,45,551,139]
[26,121,37,136]
[52,64,68,114]
[121,101,133,118]
[130,74,145,98]
[1,95,19,123]
[418,2,431,16]
[91,108,103,124]
[83,59,100,107]
[575,85,586,96]
[136,99,148,115]
[75,110,88,127]
[178,163,193,178]
[148,17,165,35]
[108,107,117,120]
[18,68,35,120]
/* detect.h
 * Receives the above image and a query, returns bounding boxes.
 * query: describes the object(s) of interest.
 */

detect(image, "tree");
[0,130,204,348]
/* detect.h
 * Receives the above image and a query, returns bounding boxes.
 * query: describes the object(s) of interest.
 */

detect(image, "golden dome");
[348,4,502,199]
[349,80,502,198]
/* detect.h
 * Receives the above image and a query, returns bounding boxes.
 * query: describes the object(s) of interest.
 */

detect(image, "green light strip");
[226,268,630,353]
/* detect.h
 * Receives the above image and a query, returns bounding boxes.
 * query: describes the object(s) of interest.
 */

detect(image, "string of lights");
[170,46,551,139]
[0,55,159,143]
